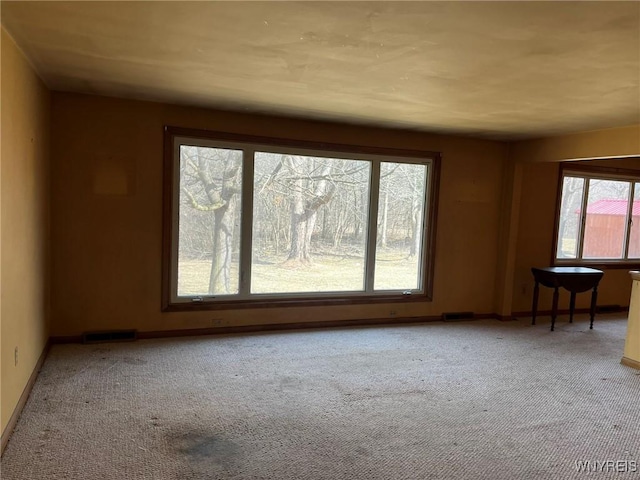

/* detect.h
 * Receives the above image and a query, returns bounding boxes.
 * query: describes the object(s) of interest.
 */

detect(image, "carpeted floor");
[1,314,639,479]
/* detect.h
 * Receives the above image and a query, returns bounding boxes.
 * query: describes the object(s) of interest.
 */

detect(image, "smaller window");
[554,163,640,267]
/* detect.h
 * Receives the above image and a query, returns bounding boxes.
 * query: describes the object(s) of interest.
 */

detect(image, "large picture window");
[163,127,440,310]
[554,163,640,267]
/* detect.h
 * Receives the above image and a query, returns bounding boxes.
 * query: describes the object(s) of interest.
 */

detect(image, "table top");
[533,267,603,275]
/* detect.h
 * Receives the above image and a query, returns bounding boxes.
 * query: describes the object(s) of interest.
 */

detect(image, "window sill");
[553,260,640,270]
[162,292,431,312]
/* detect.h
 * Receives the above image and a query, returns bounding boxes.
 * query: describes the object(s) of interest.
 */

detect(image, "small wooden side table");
[531,267,604,331]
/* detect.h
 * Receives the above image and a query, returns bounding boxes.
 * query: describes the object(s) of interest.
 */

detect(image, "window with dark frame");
[162,127,440,311]
[554,163,640,267]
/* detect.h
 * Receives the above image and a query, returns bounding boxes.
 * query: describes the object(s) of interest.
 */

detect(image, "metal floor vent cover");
[596,305,621,314]
[442,312,474,321]
[82,330,137,344]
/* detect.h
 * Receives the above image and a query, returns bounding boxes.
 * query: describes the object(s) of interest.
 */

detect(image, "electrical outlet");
[14,347,18,366]
[389,310,397,318]
[211,318,223,327]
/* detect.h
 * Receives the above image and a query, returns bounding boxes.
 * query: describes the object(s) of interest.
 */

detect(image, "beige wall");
[1,29,50,435]
[512,124,640,163]
[511,155,640,314]
[493,158,523,317]
[49,93,509,336]
[5,40,635,355]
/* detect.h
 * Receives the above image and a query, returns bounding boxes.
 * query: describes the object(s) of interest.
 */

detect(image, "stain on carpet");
[170,430,241,466]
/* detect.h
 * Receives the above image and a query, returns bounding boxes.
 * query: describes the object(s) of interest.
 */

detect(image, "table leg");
[551,287,559,331]
[531,281,539,325]
[590,286,598,330]
[569,292,576,323]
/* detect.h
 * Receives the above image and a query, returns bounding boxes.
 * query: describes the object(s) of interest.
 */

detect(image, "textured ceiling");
[2,1,639,139]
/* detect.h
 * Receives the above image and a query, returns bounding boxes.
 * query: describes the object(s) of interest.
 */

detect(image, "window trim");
[552,162,640,269]
[162,126,441,312]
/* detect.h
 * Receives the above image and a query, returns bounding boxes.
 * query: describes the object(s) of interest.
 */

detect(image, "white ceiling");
[2,1,639,140]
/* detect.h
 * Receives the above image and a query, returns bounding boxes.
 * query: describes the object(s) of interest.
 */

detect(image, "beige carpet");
[2,314,639,479]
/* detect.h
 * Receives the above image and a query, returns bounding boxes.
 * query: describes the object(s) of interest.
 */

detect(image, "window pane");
[251,152,370,293]
[556,176,585,259]
[177,146,242,296]
[374,162,427,291]
[628,183,640,259]
[583,179,630,259]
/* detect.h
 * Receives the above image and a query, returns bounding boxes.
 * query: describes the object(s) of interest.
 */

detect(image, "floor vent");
[596,305,622,314]
[82,330,137,344]
[442,312,474,322]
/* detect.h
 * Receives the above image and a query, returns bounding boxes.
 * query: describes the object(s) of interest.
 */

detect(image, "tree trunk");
[322,208,330,242]
[353,189,360,241]
[380,189,389,248]
[409,196,422,258]
[288,185,312,263]
[209,203,234,293]
[287,161,335,264]
[208,157,242,293]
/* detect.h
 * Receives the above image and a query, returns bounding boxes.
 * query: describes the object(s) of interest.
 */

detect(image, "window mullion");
[170,137,182,303]
[577,177,589,260]
[417,166,430,290]
[239,148,255,296]
[623,181,635,260]
[365,162,381,293]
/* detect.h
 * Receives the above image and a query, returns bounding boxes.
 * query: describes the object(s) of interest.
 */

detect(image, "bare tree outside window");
[556,176,585,259]
[177,146,242,296]
[252,152,370,293]
[375,162,428,290]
